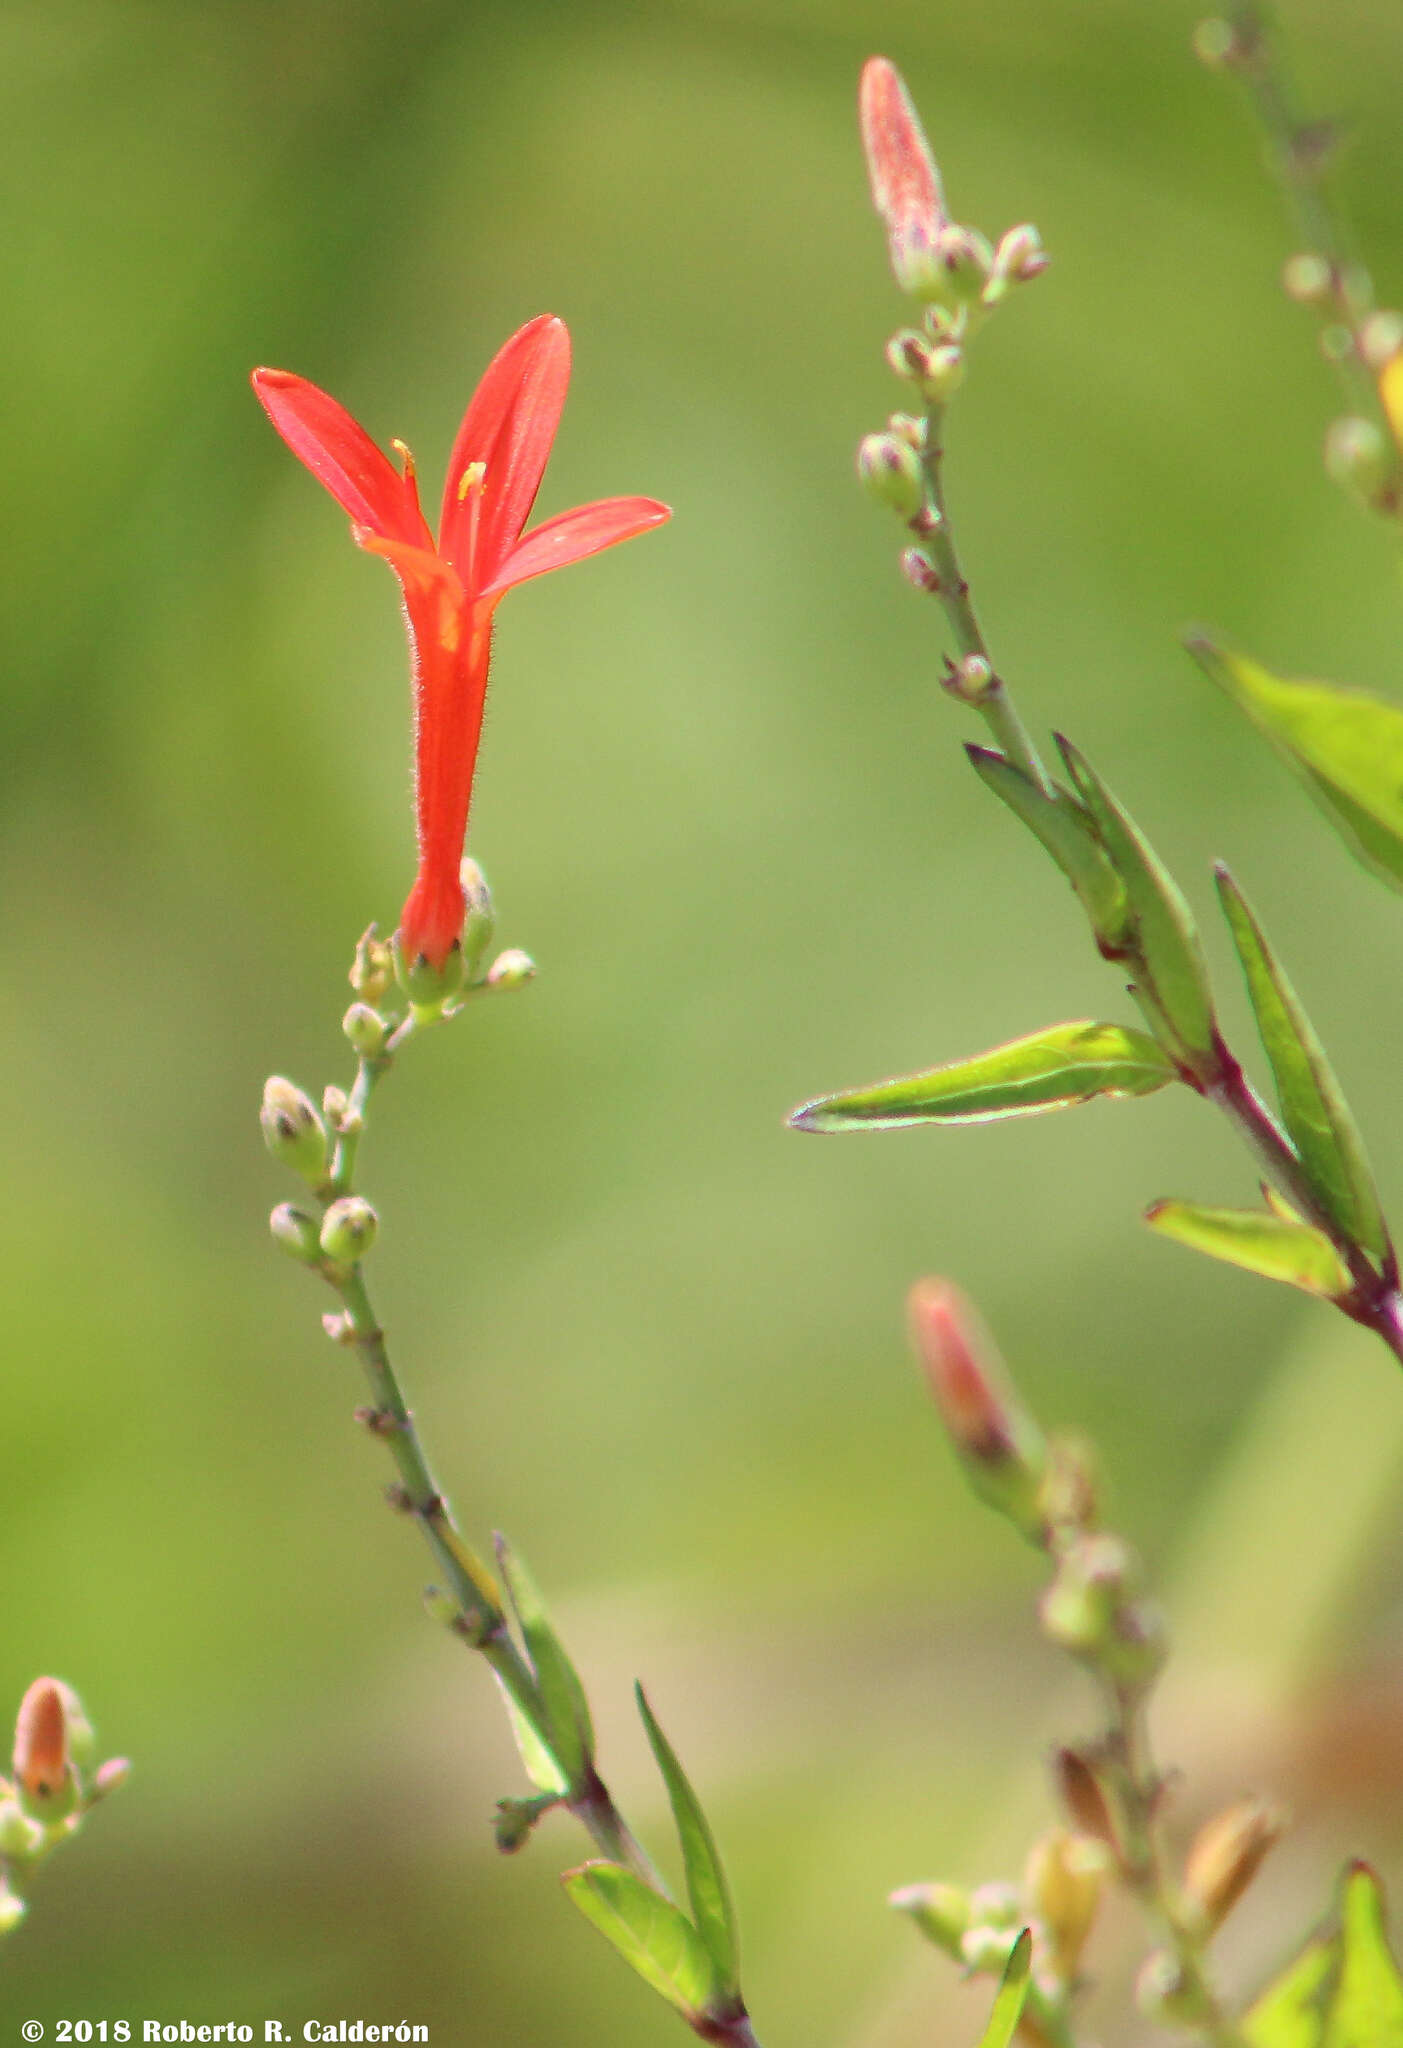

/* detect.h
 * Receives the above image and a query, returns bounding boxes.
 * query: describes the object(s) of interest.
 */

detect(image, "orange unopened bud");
[1181,1797,1285,1936]
[907,1280,1047,1536]
[13,1679,72,1808]
[1051,1746,1118,1855]
[860,58,947,298]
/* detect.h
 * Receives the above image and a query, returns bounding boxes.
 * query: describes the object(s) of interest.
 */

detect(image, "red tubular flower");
[859,56,946,295]
[253,316,670,972]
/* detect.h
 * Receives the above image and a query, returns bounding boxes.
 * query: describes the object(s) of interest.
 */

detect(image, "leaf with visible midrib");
[636,1684,740,1996]
[1144,1200,1352,1299]
[789,1020,1177,1131]
[1216,867,1388,1264]
[1192,638,1403,894]
[562,1862,724,2022]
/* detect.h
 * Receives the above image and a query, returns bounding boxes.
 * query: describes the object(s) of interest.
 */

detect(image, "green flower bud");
[494,1792,558,1854]
[343,1002,388,1057]
[0,1888,26,1935]
[857,432,925,517]
[901,546,942,594]
[322,1084,349,1130]
[1324,416,1390,502]
[886,329,933,381]
[269,1202,323,1265]
[919,342,965,401]
[1360,310,1403,371]
[1038,1533,1134,1655]
[1282,252,1333,306]
[960,1921,1022,1974]
[1191,17,1242,68]
[320,1195,378,1265]
[260,1077,329,1188]
[89,1756,131,1802]
[934,224,994,303]
[459,858,497,980]
[889,1881,970,1958]
[487,948,536,991]
[886,412,927,450]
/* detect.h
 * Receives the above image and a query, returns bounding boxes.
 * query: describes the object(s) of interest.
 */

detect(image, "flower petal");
[252,368,432,547]
[480,495,671,600]
[438,315,571,582]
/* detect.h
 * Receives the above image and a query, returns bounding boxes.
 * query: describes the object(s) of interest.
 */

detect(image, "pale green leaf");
[495,1535,594,1791]
[789,1021,1177,1131]
[1144,1201,1352,1299]
[496,1678,569,1797]
[1216,868,1388,1264]
[562,1862,724,2021]
[1328,1863,1403,2048]
[1192,639,1403,893]
[1056,736,1217,1059]
[965,745,1130,946]
[976,1929,1033,2048]
[636,1684,740,1995]
[1243,1933,1336,2048]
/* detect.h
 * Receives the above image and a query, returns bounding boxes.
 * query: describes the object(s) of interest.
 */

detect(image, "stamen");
[391,437,418,485]
[456,459,487,503]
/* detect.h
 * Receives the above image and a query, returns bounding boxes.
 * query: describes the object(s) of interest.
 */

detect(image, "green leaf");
[1328,1863,1403,2048]
[1216,868,1388,1264]
[789,1021,1177,1131]
[1144,1200,1353,1299]
[965,746,1131,946]
[636,1684,740,1995]
[1192,639,1403,893]
[1243,1933,1337,2048]
[562,1862,724,2022]
[495,1535,594,1791]
[976,1929,1033,2048]
[1056,736,1217,1060]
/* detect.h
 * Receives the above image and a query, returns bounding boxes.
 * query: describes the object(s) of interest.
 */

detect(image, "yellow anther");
[391,438,417,484]
[457,460,487,502]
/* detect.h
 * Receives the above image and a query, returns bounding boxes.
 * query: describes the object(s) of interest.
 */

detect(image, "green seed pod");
[320,1196,379,1265]
[260,1077,329,1187]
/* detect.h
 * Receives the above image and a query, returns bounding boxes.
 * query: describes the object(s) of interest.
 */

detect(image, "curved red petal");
[252,368,432,547]
[438,316,571,581]
[480,495,671,601]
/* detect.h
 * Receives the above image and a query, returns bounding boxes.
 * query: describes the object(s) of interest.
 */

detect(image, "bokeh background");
[6,0,1403,2037]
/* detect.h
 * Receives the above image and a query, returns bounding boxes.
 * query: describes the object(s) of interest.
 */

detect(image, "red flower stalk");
[253,317,670,971]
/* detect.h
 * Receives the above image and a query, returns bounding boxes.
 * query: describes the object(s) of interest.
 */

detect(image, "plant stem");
[917,404,1056,797]
[1101,1682,1244,2048]
[317,1033,663,1890]
[1219,0,1403,496]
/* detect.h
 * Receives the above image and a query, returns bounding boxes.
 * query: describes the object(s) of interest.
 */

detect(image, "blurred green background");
[6,0,1403,2036]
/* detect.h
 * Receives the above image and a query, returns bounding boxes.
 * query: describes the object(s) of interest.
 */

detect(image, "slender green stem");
[314,1032,664,1889]
[917,404,1056,796]
[1220,1,1403,498]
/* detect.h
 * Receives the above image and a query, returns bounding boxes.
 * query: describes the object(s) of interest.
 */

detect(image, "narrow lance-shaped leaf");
[1327,1863,1403,2048]
[976,1930,1034,2048]
[495,1677,568,1798]
[636,1684,740,1996]
[1243,1932,1337,2048]
[1192,639,1403,895]
[1056,736,1217,1063]
[1215,868,1389,1265]
[1144,1200,1353,1301]
[495,1535,594,1791]
[965,746,1130,948]
[561,1862,724,2023]
[790,1021,1177,1132]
